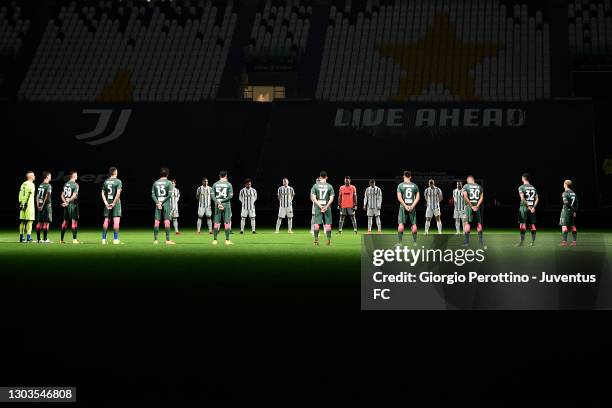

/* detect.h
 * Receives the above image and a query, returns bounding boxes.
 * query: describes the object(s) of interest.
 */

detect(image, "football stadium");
[1,0,612,402]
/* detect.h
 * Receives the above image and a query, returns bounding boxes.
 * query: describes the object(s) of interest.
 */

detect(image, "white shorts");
[278,206,293,218]
[198,207,212,218]
[453,209,466,220]
[366,208,380,217]
[241,209,256,218]
[426,208,441,218]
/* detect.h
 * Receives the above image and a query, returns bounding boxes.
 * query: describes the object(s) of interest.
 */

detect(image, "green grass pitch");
[1,228,611,277]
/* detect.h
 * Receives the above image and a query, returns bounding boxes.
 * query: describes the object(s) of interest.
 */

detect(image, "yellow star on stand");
[376,13,501,101]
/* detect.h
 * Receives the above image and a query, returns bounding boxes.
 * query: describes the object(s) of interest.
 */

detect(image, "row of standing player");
[17,169,579,246]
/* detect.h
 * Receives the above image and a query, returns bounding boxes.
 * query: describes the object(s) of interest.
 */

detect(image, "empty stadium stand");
[0,1,30,91]
[18,0,237,102]
[568,0,612,60]
[316,0,551,102]
[247,0,312,57]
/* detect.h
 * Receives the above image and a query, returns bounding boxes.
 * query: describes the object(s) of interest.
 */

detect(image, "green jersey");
[62,180,79,204]
[396,182,419,206]
[103,177,123,203]
[211,180,234,205]
[462,183,483,206]
[37,182,52,207]
[562,189,578,212]
[518,184,538,208]
[152,178,173,204]
[310,182,335,206]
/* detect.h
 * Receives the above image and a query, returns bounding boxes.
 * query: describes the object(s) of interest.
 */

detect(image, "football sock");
[425,220,430,234]
[61,226,67,241]
[207,219,212,232]
[464,232,470,244]
[531,231,536,242]
[102,218,109,239]
[520,231,525,242]
[225,227,231,240]
[368,217,372,231]
[197,218,202,232]
[562,231,568,242]
[154,227,159,240]
[455,219,461,233]
[339,216,345,232]
[288,218,293,231]
[398,231,403,243]
[436,220,442,234]
[26,221,33,237]
[326,230,331,241]
[276,218,282,232]
[213,228,219,240]
[173,219,179,233]
[114,230,118,240]
[240,217,246,232]
[43,226,48,241]
[36,224,42,241]
[412,231,417,243]
[251,218,256,232]
[350,215,357,231]
[165,227,170,241]
[478,231,484,245]
[376,216,381,231]
[572,231,577,242]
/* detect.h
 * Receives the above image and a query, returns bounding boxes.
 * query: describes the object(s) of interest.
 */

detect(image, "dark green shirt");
[562,189,578,212]
[211,180,234,205]
[103,177,122,203]
[310,182,335,206]
[396,182,419,206]
[152,178,173,204]
[37,182,52,207]
[62,181,79,205]
[518,183,538,208]
[462,183,483,206]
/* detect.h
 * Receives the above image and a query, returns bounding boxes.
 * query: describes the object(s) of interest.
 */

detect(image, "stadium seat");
[19,0,237,102]
[315,0,551,102]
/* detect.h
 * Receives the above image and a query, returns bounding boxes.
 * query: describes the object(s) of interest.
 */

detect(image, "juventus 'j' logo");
[75,109,132,145]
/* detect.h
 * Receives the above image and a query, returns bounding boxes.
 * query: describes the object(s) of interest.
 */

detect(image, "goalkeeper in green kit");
[18,170,36,243]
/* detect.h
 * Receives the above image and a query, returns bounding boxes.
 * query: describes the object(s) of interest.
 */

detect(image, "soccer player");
[152,167,175,245]
[239,179,257,234]
[338,176,357,234]
[60,170,80,244]
[310,177,320,235]
[196,178,212,234]
[517,173,539,246]
[397,171,420,245]
[101,167,123,245]
[18,170,36,243]
[311,171,335,245]
[462,175,485,247]
[170,179,181,235]
[560,179,578,246]
[424,179,443,235]
[211,170,234,245]
[363,179,382,234]
[452,181,466,235]
[35,171,52,243]
[276,178,295,234]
